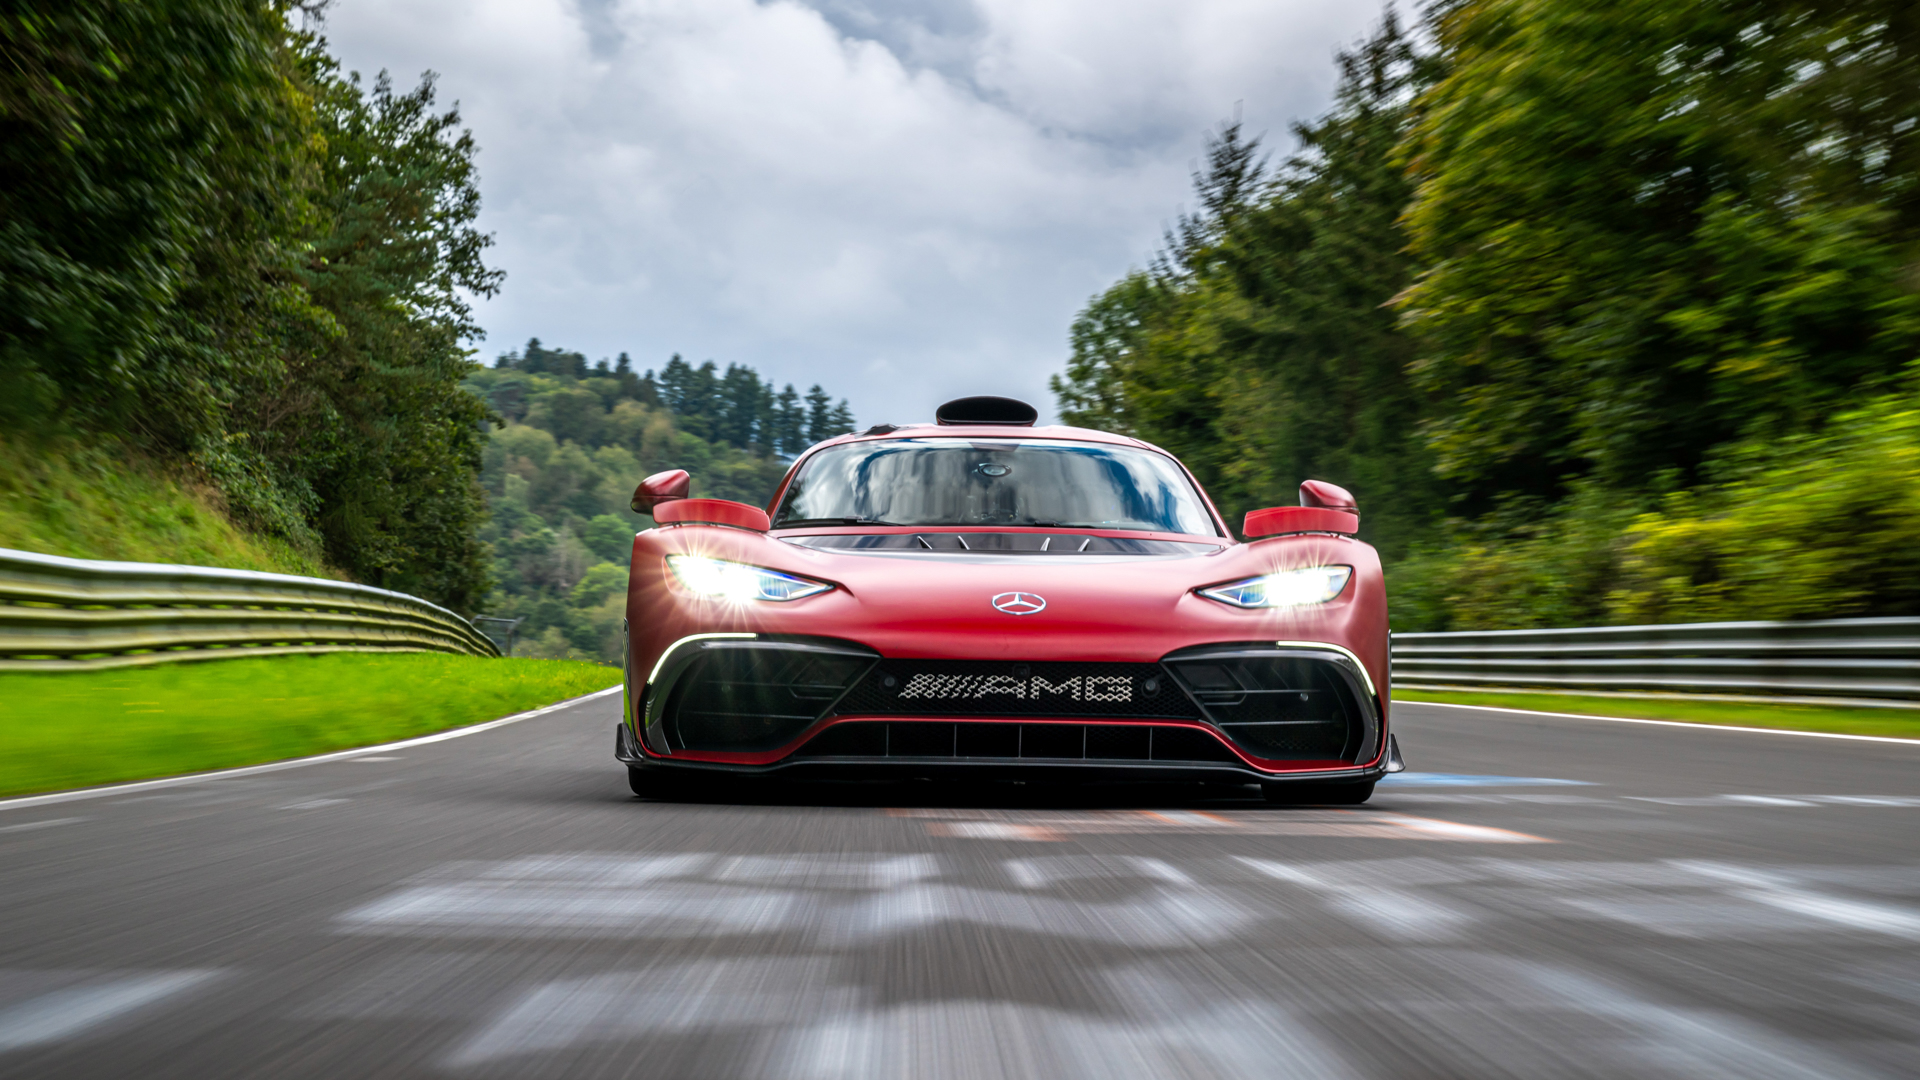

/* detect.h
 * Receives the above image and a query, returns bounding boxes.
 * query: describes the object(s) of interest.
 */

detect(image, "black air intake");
[652,639,875,752]
[1161,645,1375,760]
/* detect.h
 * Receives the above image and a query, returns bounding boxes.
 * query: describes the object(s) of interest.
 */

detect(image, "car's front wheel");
[1261,780,1375,805]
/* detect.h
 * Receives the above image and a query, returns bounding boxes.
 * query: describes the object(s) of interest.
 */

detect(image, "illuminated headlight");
[666,555,833,602]
[1198,566,1352,608]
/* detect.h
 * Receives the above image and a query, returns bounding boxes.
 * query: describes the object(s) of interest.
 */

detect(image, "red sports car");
[616,396,1402,803]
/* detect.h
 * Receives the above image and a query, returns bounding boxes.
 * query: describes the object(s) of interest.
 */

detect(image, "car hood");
[628,525,1388,682]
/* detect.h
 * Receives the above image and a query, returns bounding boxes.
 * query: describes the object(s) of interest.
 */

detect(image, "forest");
[1053,0,1920,630]
[9,0,1914,646]
[3,1,500,610]
[0,1,854,654]
[467,342,854,661]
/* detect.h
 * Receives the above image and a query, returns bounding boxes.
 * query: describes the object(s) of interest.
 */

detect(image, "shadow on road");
[630,777,1306,812]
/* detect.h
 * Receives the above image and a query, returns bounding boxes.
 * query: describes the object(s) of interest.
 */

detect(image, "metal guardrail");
[0,548,500,671]
[1391,617,1920,701]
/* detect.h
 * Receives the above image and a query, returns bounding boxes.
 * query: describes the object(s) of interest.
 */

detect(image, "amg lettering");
[1029,676,1081,700]
[892,673,1132,702]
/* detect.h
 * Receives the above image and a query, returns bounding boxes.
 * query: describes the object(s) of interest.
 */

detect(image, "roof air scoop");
[935,396,1039,426]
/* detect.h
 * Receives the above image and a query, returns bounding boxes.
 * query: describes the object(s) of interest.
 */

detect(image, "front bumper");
[615,720,1387,785]
[621,635,1389,783]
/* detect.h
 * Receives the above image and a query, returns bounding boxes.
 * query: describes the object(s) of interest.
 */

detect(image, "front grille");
[794,721,1241,764]
[831,659,1202,720]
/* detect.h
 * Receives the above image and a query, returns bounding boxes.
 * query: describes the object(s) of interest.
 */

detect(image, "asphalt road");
[3,692,1919,1079]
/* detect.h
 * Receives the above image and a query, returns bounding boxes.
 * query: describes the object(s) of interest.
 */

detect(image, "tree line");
[0,2,860,624]
[461,356,856,662]
[1054,0,1920,629]
[492,340,854,457]
[2,1,497,611]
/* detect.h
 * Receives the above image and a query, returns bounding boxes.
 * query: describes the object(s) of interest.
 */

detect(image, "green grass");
[0,653,618,797]
[0,431,332,576]
[1393,686,1920,740]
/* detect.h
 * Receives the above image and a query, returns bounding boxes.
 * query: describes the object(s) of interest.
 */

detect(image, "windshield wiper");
[773,517,903,528]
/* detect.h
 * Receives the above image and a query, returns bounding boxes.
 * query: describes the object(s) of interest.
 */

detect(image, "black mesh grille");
[1162,652,1363,759]
[831,660,1202,720]
[794,721,1241,764]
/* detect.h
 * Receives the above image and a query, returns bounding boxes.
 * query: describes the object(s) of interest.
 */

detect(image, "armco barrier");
[0,548,499,671]
[1391,617,1920,701]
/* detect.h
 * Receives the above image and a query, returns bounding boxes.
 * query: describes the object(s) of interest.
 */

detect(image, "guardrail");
[1391,617,1920,702]
[0,548,500,671]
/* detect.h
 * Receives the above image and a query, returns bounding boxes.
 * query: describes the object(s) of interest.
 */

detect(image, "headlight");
[665,555,834,602]
[1198,566,1352,608]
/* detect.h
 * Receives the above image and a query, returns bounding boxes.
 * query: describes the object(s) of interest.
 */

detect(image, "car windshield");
[772,438,1218,535]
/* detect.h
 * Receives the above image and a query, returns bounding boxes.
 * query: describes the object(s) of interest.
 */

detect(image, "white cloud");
[317,0,1383,425]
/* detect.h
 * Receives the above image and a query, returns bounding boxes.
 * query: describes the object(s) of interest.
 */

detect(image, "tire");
[1261,780,1375,806]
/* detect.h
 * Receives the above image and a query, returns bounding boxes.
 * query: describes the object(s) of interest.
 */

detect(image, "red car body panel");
[621,422,1391,780]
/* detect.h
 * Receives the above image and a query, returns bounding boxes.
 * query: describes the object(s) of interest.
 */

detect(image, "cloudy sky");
[318,0,1385,425]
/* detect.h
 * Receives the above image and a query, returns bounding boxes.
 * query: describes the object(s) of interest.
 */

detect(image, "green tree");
[1397,0,1920,512]
[1053,14,1443,557]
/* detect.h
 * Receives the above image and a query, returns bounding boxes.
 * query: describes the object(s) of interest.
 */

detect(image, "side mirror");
[1299,479,1357,516]
[653,499,771,532]
[631,469,691,513]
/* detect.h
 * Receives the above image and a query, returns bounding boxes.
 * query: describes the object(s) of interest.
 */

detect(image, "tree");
[1052,14,1443,557]
[770,384,805,456]
[1397,0,1920,511]
[232,55,503,611]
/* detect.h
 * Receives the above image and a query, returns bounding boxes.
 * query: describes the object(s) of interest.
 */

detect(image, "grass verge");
[1392,686,1920,740]
[0,431,332,577]
[0,653,618,797]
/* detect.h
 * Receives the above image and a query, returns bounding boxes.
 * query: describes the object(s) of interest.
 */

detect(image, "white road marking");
[0,817,84,834]
[716,854,940,889]
[337,853,1254,945]
[1675,861,1920,940]
[1236,857,1476,940]
[1005,855,1193,889]
[0,971,219,1051]
[0,685,621,813]
[445,958,1355,1080]
[278,798,350,811]
[1628,794,1920,807]
[1399,699,1920,745]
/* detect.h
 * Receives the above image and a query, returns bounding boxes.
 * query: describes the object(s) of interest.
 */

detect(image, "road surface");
[2,692,1918,1079]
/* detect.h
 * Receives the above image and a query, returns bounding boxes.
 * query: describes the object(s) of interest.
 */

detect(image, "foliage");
[462,361,855,663]
[1060,1,1920,628]
[0,431,330,577]
[1398,0,1920,509]
[1606,385,1920,622]
[0,652,614,796]
[0,2,501,613]
[1051,16,1445,560]
[495,341,851,457]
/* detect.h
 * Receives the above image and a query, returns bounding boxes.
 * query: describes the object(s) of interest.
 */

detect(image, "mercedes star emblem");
[991,591,1046,615]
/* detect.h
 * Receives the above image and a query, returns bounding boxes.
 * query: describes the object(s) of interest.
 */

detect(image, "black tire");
[1261,780,1375,806]
[627,766,685,800]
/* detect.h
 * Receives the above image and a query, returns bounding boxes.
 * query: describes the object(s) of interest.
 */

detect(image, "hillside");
[0,433,336,578]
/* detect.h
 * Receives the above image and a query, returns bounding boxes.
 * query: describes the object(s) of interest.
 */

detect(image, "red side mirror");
[631,469,691,513]
[652,498,771,532]
[1244,506,1359,538]
[1299,479,1357,516]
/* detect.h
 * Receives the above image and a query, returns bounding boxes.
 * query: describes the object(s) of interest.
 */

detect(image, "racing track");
[2,694,1918,1079]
